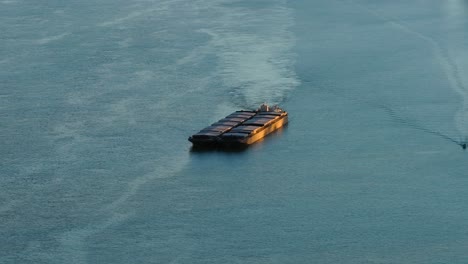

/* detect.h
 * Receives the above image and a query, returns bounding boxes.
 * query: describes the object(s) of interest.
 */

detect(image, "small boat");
[188,103,288,148]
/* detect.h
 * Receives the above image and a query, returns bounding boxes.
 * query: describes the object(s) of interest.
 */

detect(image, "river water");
[2,0,468,263]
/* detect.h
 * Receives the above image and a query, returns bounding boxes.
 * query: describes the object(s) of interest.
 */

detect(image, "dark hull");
[188,110,287,148]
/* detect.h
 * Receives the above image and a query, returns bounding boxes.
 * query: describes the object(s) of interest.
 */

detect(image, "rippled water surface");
[2,0,468,263]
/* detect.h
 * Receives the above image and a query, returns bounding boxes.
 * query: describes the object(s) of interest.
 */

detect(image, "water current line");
[344,0,468,148]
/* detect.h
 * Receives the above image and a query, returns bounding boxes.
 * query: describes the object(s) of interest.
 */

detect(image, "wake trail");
[371,102,460,145]
[202,0,300,109]
[306,79,462,147]
[346,1,466,91]
[344,0,468,146]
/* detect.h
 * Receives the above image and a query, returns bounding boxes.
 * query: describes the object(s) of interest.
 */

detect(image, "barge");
[188,103,288,148]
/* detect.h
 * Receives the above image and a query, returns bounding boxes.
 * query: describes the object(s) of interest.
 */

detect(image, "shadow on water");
[190,145,249,153]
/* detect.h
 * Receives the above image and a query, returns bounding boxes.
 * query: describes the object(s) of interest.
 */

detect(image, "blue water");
[2,0,468,263]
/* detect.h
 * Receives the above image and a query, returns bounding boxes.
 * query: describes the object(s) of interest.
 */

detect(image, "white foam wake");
[35,33,69,45]
[199,0,300,108]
